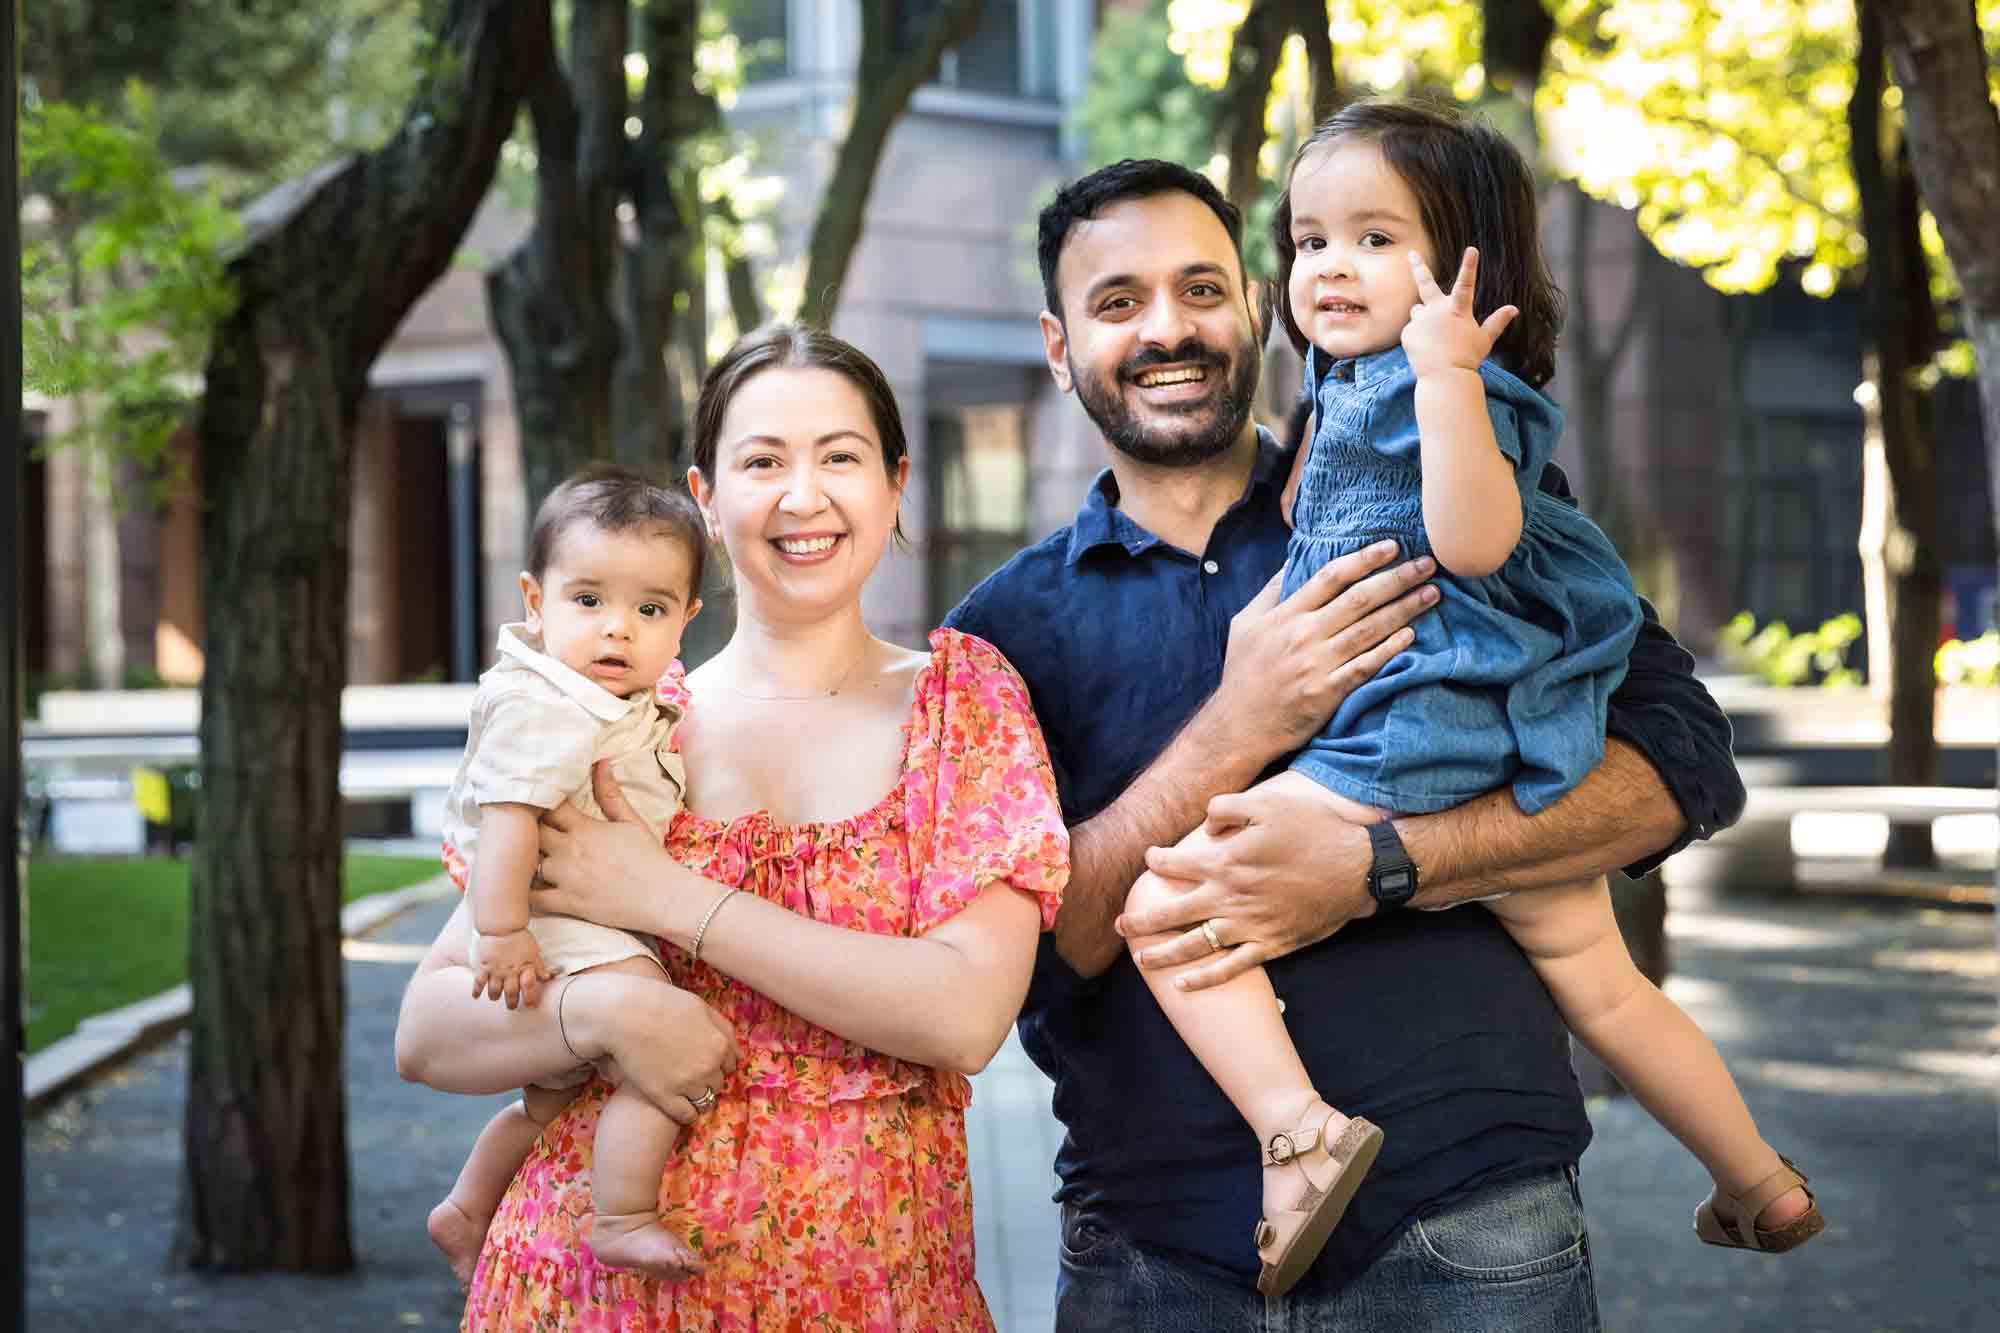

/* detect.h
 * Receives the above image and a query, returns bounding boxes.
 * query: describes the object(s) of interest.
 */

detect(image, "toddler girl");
[1125,99,1823,1297]
[426,466,707,1286]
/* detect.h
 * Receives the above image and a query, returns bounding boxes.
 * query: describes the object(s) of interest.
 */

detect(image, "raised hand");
[1401,247,1518,378]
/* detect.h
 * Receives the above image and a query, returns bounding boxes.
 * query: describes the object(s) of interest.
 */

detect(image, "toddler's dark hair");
[528,465,707,602]
[1271,98,1565,387]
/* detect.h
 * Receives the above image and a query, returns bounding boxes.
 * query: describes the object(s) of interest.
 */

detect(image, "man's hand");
[1204,543,1437,771]
[470,928,552,1009]
[1116,775,1377,989]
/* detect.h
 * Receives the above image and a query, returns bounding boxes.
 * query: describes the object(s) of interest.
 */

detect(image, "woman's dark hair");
[1270,98,1565,387]
[1037,158,1246,322]
[690,323,908,542]
[528,464,707,602]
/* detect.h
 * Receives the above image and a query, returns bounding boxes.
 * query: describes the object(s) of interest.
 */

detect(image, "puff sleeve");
[901,629,1070,936]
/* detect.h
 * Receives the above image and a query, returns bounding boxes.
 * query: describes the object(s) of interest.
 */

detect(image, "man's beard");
[1070,334,1261,468]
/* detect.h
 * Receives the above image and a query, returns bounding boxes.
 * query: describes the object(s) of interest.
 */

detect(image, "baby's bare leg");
[429,1081,581,1291]
[579,956,702,1281]
[1491,881,1807,1226]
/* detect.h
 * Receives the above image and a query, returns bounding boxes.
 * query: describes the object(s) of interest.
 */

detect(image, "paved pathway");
[26,874,1996,1330]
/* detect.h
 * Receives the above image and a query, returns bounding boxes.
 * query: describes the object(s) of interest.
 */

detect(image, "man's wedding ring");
[1201,919,1224,953]
[690,1086,718,1113]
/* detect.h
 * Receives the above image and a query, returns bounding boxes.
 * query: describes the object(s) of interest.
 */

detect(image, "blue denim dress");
[1284,345,1642,814]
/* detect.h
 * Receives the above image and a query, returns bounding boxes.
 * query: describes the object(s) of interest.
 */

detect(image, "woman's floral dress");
[462,629,1069,1332]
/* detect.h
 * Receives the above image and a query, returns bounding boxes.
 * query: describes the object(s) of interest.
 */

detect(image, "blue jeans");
[1054,1165,1601,1332]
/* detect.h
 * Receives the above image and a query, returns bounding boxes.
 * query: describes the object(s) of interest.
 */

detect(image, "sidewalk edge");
[24,873,455,1113]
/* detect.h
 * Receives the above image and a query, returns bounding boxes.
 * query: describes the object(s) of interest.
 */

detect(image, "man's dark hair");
[1271,98,1565,387]
[1037,158,1246,322]
[528,465,708,601]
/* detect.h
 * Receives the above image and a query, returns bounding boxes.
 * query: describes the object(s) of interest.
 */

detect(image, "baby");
[426,465,707,1285]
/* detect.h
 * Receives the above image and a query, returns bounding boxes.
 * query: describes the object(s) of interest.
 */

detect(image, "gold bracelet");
[690,887,742,964]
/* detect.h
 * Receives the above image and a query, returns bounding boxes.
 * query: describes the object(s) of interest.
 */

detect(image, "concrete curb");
[24,872,457,1112]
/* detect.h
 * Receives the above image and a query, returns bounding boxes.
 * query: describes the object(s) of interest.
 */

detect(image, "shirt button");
[1202,559,1220,575]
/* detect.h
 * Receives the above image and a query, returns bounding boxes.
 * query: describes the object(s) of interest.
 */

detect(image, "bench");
[1696,786,1995,897]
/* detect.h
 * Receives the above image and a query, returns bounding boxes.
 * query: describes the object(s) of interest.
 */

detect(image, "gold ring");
[1201,919,1224,953]
[690,1086,717,1113]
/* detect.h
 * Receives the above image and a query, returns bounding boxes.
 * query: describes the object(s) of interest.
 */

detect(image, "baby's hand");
[1401,247,1518,379]
[472,929,552,1009]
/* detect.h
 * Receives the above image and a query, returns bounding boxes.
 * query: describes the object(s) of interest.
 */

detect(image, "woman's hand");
[566,971,741,1125]
[535,762,686,938]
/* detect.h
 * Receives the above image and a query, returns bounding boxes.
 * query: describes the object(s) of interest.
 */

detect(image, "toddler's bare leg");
[429,1081,580,1291]
[1125,770,1386,1219]
[1491,880,1809,1230]
[578,956,702,1281]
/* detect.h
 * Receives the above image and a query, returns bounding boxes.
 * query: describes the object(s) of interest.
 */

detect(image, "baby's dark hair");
[1271,98,1565,387]
[527,464,707,602]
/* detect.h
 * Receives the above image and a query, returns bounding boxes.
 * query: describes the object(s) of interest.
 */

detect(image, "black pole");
[3,0,26,1324]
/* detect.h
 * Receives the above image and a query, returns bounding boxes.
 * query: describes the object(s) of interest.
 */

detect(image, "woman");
[394,325,1069,1329]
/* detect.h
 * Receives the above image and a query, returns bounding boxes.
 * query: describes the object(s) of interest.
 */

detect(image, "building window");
[718,0,789,83]
[933,0,1058,100]
[927,389,1033,624]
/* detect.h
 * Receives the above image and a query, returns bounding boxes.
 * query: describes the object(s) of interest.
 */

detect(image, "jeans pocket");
[1058,1204,1121,1267]
[1409,1166,1589,1282]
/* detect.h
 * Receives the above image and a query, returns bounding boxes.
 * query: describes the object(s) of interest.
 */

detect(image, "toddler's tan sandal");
[1254,1112,1384,1298]
[1693,1156,1825,1253]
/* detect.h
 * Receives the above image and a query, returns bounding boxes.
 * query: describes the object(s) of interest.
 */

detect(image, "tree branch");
[796,0,983,329]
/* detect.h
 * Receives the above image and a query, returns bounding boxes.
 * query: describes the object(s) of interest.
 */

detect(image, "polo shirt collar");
[1063,427,1288,566]
[494,622,641,723]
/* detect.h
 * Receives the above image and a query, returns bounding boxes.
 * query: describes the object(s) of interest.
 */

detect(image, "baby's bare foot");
[591,1211,704,1281]
[427,1196,488,1293]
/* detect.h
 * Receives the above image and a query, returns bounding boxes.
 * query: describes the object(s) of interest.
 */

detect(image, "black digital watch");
[1366,820,1418,913]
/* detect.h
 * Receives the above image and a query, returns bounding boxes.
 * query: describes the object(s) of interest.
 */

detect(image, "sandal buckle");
[1264,1125,1322,1166]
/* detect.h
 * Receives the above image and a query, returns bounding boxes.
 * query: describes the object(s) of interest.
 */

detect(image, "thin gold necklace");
[707,643,873,701]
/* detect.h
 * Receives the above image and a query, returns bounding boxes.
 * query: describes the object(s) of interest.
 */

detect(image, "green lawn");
[23,853,442,1054]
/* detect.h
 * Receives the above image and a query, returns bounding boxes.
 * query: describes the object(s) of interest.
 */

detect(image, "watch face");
[1375,865,1415,901]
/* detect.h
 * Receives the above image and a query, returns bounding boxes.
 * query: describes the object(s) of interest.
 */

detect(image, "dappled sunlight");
[1666,912,1863,953]
[1738,1056,1979,1098]
[1871,948,1999,979]
[1893,1049,1996,1084]
[341,939,428,964]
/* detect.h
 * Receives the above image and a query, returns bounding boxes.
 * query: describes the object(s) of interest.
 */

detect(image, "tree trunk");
[796,0,984,331]
[1871,0,2000,1021]
[1479,0,1557,153]
[1850,5,1941,864]
[489,0,626,517]
[1288,0,1337,125]
[1563,188,1653,547]
[176,0,528,1272]
[616,0,709,471]
[1219,1,1287,218]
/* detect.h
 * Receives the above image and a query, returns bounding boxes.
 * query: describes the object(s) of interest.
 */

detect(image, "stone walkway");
[25,874,1996,1330]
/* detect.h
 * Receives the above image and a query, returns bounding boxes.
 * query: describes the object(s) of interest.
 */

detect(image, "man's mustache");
[1119,339,1227,381]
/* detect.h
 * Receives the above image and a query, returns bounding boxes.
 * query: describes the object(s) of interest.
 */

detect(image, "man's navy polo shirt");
[944,430,1745,1288]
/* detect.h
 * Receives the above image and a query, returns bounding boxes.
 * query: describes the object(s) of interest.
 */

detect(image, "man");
[944,159,1742,1329]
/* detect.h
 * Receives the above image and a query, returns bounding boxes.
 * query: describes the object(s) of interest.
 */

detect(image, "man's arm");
[1125,738,1679,988]
[1055,544,1439,977]
[1126,595,1745,989]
